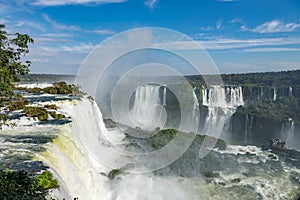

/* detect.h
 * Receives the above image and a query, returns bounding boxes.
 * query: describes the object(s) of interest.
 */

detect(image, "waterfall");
[129,85,165,130]
[163,86,167,106]
[192,88,200,129]
[273,88,277,101]
[260,87,264,100]
[244,114,254,144]
[202,87,208,105]
[201,86,244,139]
[289,87,293,96]
[36,98,196,200]
[281,118,295,148]
[36,99,117,199]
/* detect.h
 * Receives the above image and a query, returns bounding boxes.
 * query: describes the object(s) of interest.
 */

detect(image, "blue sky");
[1,0,300,74]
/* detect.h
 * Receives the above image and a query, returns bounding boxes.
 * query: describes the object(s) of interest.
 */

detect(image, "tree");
[0,170,47,200]
[0,24,34,95]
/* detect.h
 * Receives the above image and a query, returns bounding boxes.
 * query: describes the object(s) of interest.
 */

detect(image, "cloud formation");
[44,15,80,31]
[93,29,115,35]
[30,0,127,6]
[144,0,158,9]
[253,20,300,33]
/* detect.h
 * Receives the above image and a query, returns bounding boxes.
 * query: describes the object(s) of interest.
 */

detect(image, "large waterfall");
[201,86,244,139]
[36,98,195,200]
[129,85,166,130]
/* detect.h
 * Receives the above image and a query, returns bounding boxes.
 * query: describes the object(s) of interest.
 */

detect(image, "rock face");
[229,111,300,147]
[136,83,300,150]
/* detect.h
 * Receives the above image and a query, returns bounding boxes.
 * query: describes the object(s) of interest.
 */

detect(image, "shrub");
[34,171,59,190]
[8,97,29,111]
[44,82,73,95]
[49,111,65,120]
[0,170,47,200]
[23,106,48,121]
[44,104,57,110]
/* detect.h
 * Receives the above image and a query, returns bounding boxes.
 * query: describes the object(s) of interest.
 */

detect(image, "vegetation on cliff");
[0,169,58,200]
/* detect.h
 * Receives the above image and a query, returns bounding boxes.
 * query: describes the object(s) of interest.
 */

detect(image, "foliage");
[49,111,65,120]
[187,70,300,87]
[107,169,122,180]
[0,170,47,200]
[237,96,300,123]
[44,104,57,110]
[19,74,74,83]
[8,97,29,111]
[125,128,226,153]
[0,113,8,129]
[124,128,227,178]
[23,106,49,121]
[0,24,34,95]
[44,82,73,94]
[34,171,59,190]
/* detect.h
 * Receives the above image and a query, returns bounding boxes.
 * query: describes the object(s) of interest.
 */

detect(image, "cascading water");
[281,118,295,148]
[129,85,165,130]
[201,86,244,139]
[36,98,196,200]
[244,114,254,144]
[273,87,277,101]
[163,85,167,106]
[289,87,293,96]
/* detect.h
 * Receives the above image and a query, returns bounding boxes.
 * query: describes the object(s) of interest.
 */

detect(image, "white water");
[35,98,197,200]
[129,85,166,130]
[289,86,293,96]
[281,118,295,148]
[244,114,254,144]
[273,87,277,101]
[201,86,244,139]
[163,85,167,106]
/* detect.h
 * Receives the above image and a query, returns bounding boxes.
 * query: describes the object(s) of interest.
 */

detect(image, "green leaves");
[0,170,47,200]
[0,24,34,95]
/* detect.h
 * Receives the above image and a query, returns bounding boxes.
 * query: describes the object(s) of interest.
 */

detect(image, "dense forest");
[186,70,300,87]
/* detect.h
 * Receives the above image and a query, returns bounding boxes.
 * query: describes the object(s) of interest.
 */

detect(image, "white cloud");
[244,47,300,52]
[253,19,300,33]
[93,29,115,35]
[34,37,71,43]
[31,0,126,6]
[144,0,158,9]
[0,19,9,25]
[199,26,214,31]
[199,19,223,31]
[152,37,300,51]
[40,33,73,37]
[44,14,80,31]
[16,21,45,32]
[229,18,243,24]
[216,19,223,30]
[61,43,95,53]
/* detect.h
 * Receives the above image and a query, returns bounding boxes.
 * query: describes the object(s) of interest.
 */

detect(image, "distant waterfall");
[273,88,277,101]
[192,88,200,128]
[129,85,165,130]
[281,118,295,148]
[163,86,167,106]
[289,87,293,96]
[244,114,254,144]
[201,86,244,139]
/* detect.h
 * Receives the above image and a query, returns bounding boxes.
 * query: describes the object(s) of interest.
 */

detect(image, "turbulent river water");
[0,84,299,200]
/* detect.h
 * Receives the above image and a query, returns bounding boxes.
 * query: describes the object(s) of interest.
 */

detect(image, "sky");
[1,0,300,74]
